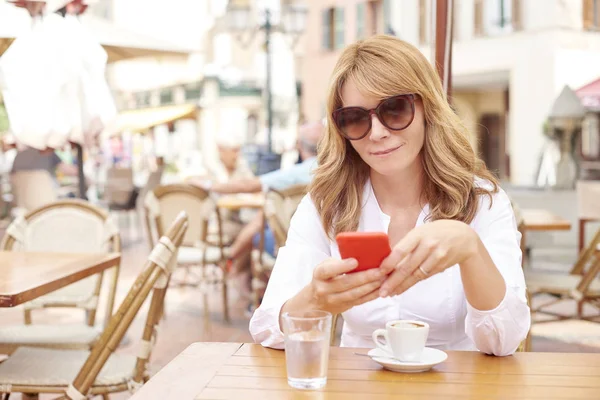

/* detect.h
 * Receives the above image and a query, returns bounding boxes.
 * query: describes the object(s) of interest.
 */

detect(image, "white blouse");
[249,180,531,356]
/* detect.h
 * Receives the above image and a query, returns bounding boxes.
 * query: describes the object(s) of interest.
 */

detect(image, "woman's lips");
[370,144,403,156]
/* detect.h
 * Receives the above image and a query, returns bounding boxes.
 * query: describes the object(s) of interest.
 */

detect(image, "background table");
[520,209,572,232]
[216,194,265,211]
[131,342,600,399]
[519,208,572,266]
[0,251,120,307]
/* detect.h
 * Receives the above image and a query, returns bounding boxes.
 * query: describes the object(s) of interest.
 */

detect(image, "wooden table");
[216,194,265,211]
[520,209,572,232]
[0,251,120,307]
[131,342,600,399]
[519,209,572,267]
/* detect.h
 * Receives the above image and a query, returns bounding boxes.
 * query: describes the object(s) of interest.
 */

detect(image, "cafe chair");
[136,169,163,248]
[0,200,121,354]
[250,184,307,309]
[0,212,188,400]
[525,228,600,322]
[144,184,231,321]
[576,180,600,253]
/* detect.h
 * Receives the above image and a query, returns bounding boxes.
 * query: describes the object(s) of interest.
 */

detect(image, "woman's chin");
[369,160,417,178]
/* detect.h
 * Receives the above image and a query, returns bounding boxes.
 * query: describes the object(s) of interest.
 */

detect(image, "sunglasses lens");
[379,96,413,130]
[335,108,370,139]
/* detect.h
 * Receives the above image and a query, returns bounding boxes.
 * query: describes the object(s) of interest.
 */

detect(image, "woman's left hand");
[378,220,480,297]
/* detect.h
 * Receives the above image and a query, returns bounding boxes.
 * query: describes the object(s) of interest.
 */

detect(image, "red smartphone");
[335,232,392,273]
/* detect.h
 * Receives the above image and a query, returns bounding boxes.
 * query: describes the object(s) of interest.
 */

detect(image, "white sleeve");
[465,187,531,356]
[249,194,331,349]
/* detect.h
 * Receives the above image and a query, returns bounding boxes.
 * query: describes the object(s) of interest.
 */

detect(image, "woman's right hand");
[307,258,387,315]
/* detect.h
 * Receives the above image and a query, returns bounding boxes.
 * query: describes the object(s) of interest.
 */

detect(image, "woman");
[249,35,530,356]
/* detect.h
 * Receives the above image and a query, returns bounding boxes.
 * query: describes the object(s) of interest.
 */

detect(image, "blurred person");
[208,134,254,183]
[11,146,77,184]
[191,122,324,313]
[249,35,530,355]
[199,122,322,195]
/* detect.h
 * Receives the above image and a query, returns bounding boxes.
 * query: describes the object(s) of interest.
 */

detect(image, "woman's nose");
[369,114,390,141]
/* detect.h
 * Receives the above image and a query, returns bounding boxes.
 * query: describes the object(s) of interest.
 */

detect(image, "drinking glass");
[281,310,332,390]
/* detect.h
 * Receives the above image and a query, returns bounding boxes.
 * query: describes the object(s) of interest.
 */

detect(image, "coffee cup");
[372,320,429,362]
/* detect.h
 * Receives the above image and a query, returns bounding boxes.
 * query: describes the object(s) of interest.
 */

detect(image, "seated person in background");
[11,147,78,185]
[191,122,323,309]
[193,121,323,259]
[249,35,530,355]
[205,134,256,241]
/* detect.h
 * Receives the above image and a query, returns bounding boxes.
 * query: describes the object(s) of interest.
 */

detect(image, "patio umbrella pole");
[75,143,88,200]
[434,0,453,100]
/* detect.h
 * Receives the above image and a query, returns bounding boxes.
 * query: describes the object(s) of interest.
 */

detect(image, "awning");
[78,14,194,63]
[110,103,198,135]
[577,77,600,111]
[0,3,193,62]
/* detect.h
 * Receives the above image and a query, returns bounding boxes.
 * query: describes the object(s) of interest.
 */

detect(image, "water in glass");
[285,329,329,390]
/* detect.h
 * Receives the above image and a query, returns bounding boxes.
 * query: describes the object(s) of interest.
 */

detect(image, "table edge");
[0,252,121,307]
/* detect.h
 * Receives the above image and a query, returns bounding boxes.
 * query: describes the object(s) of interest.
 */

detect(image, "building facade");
[92,0,305,174]
[301,0,600,186]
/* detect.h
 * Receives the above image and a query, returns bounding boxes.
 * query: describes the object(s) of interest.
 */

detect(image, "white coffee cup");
[372,320,429,362]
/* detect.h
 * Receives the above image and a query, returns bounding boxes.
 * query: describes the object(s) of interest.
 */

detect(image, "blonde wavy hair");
[310,35,498,238]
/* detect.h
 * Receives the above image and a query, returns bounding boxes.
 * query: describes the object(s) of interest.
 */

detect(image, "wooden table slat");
[214,365,600,387]
[236,343,600,367]
[196,388,462,400]
[225,355,600,376]
[205,375,598,399]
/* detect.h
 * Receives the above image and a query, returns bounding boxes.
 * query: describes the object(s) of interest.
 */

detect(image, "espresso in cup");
[372,320,429,362]
[392,322,425,329]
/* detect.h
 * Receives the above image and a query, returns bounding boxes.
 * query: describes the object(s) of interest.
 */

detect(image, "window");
[334,7,345,49]
[484,0,513,35]
[135,92,151,108]
[160,89,173,105]
[184,85,202,101]
[584,0,600,30]
[321,8,334,50]
[322,7,345,50]
[475,0,520,36]
[356,3,366,40]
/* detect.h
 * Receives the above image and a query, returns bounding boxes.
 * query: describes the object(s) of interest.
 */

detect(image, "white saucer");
[367,347,448,373]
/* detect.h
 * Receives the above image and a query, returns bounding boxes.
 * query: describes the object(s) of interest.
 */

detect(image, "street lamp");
[225,0,307,160]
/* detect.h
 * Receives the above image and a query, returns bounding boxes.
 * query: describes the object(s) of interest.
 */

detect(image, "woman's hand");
[307,257,388,315]
[378,220,480,297]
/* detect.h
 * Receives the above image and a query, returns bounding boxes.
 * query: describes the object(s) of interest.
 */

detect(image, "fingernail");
[380,289,388,297]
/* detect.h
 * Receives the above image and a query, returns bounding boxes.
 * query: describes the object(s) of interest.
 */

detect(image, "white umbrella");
[0,1,117,197]
[0,12,116,150]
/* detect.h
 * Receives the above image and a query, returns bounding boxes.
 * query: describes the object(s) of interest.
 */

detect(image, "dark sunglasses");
[332,94,416,140]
